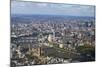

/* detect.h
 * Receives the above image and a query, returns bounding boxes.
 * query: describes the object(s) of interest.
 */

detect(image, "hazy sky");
[11,1,95,17]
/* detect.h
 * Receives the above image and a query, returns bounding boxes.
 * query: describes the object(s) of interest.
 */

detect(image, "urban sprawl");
[11,15,95,66]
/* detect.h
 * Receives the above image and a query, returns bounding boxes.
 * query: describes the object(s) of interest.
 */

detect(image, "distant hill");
[11,14,95,24]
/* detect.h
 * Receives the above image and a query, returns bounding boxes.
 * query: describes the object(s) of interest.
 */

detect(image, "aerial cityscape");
[11,1,95,67]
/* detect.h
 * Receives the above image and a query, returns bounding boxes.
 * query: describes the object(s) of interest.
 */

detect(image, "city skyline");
[11,1,95,17]
[11,1,95,66]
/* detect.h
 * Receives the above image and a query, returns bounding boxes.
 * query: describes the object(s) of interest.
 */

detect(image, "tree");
[76,44,95,62]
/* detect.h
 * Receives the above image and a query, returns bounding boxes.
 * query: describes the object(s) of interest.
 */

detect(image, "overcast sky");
[11,1,95,17]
